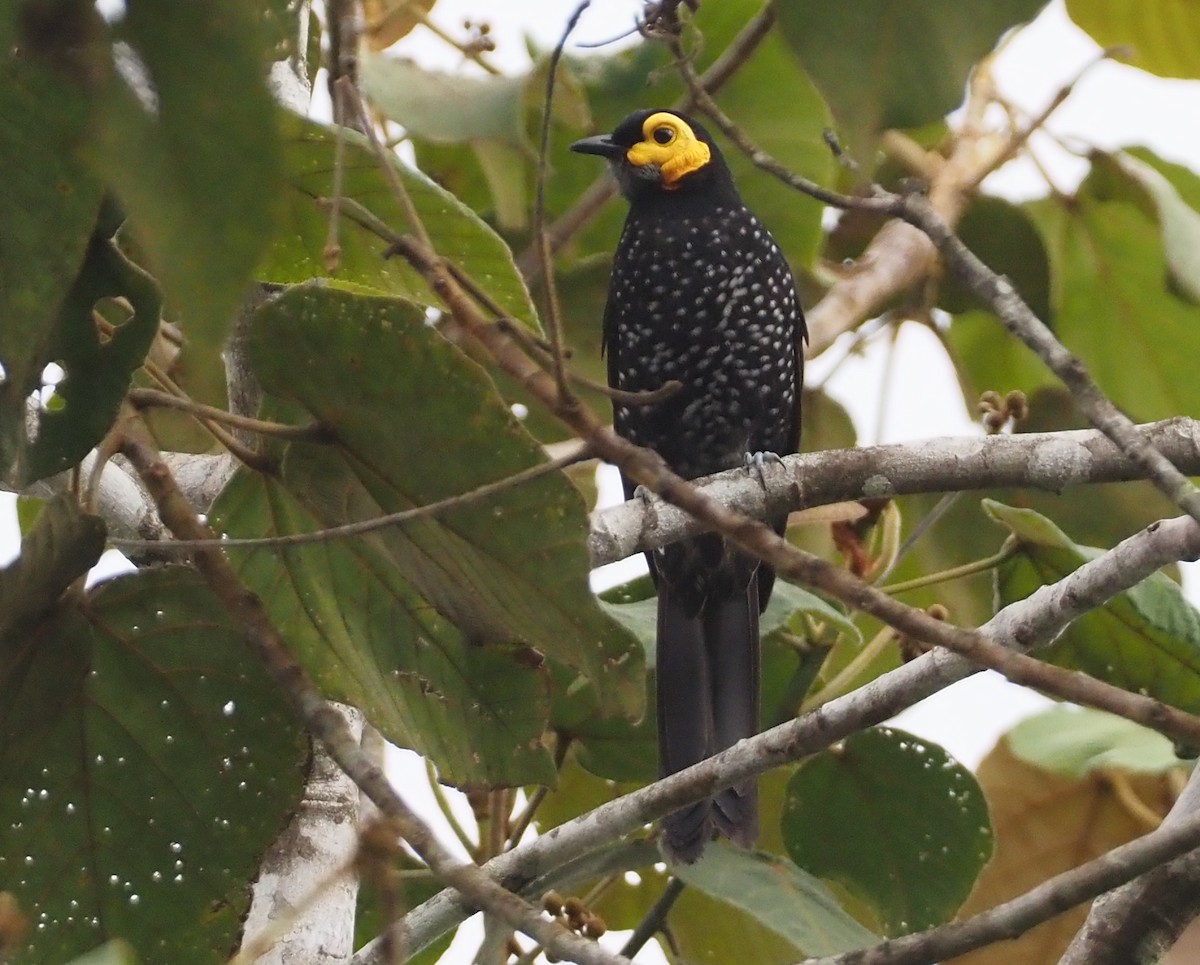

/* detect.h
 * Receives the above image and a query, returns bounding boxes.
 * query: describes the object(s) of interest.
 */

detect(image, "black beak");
[570,134,625,159]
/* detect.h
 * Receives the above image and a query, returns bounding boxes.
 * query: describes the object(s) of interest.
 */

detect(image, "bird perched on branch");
[573,109,805,862]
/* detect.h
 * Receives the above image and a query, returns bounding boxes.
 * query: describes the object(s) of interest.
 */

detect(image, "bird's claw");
[633,484,660,526]
[744,450,783,486]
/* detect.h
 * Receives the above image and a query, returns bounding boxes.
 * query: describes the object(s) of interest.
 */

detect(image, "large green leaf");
[672,842,880,956]
[782,727,992,936]
[1066,0,1200,78]
[92,0,283,358]
[261,114,539,330]
[214,470,556,788]
[987,500,1200,714]
[213,284,643,784]
[0,567,306,964]
[1024,176,1200,423]
[775,0,1048,162]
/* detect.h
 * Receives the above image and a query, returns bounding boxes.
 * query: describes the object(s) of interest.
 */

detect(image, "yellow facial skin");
[625,111,712,189]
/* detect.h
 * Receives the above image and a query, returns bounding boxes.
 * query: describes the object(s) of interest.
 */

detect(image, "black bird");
[573,109,805,862]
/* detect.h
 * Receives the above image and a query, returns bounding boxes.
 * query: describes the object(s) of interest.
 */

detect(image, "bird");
[572,108,806,862]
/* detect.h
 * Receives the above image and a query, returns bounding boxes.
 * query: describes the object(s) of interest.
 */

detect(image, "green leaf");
[775,0,1048,162]
[781,727,993,936]
[92,0,283,358]
[362,55,528,144]
[262,114,540,331]
[4,235,161,485]
[673,841,880,956]
[1104,150,1200,301]
[1025,183,1200,422]
[942,196,1052,322]
[215,471,556,788]
[0,44,104,449]
[1008,705,1183,776]
[212,284,643,784]
[986,500,1200,713]
[0,568,306,964]
[0,494,104,645]
[1066,0,1200,78]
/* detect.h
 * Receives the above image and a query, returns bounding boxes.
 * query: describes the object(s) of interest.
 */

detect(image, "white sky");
[4,2,1200,960]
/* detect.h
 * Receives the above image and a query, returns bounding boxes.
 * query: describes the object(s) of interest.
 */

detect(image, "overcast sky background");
[5,2,1200,960]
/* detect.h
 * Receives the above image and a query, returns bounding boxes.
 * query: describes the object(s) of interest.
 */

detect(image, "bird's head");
[571,108,733,203]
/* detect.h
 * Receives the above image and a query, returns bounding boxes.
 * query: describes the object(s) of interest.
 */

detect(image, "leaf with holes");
[782,727,993,935]
[5,237,161,486]
[0,567,306,964]
[0,47,106,485]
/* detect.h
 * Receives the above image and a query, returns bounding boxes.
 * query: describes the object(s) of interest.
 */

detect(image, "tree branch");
[588,418,1200,567]
[1060,762,1200,964]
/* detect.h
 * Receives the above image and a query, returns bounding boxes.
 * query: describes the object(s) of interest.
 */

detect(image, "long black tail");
[657,573,760,863]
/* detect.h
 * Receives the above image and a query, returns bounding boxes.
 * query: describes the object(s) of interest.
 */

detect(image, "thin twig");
[325,80,349,272]
[619,877,686,958]
[108,444,591,553]
[340,77,435,253]
[961,45,1121,195]
[127,388,327,442]
[507,736,572,848]
[140,357,273,472]
[424,759,478,858]
[882,545,1016,595]
[534,0,591,402]
[899,192,1200,528]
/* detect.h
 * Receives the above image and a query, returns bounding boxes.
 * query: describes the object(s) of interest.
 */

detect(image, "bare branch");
[589,418,1200,567]
[1060,763,1200,963]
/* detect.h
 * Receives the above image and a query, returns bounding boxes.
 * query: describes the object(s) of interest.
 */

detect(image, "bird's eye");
[652,126,675,145]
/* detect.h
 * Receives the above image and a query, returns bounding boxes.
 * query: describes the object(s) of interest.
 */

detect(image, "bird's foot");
[632,484,661,527]
[744,450,784,486]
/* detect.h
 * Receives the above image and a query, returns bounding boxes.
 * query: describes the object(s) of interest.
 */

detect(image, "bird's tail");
[656,575,760,862]
[657,589,713,863]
